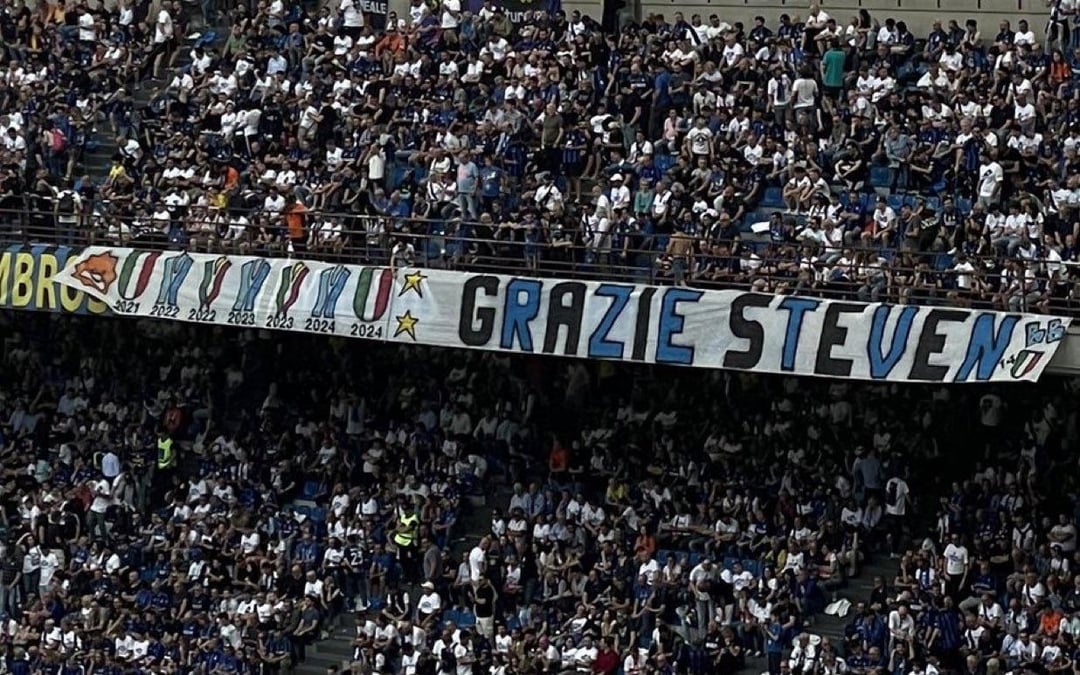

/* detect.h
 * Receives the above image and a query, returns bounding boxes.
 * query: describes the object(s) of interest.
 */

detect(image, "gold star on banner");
[394,310,420,341]
[399,270,427,297]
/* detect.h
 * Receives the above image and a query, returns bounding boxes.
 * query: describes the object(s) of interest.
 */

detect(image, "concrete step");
[811,612,849,644]
[311,644,353,661]
[296,653,347,672]
[311,637,354,657]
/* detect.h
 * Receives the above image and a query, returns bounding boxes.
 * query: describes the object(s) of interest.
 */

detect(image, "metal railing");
[2,205,1077,316]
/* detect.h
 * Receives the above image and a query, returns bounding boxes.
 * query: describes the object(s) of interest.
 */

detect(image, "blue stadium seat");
[903,195,919,209]
[457,611,476,627]
[955,197,973,215]
[887,194,905,212]
[389,166,410,190]
[742,559,764,577]
[859,192,876,212]
[869,166,892,188]
[742,209,766,225]
[688,551,704,567]
[301,480,324,500]
[762,186,784,208]
[655,154,676,174]
[723,556,739,571]
[926,196,942,212]
[655,549,672,565]
[934,253,955,271]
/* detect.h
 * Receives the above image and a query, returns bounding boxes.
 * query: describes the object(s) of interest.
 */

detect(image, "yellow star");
[398,270,427,297]
[394,310,420,341]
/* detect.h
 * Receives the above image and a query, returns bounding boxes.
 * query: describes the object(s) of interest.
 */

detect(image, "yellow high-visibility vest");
[393,513,418,547]
[156,438,175,470]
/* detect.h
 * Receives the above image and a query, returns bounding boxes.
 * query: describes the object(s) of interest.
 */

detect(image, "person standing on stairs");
[393,495,421,581]
[144,0,175,81]
[884,470,910,558]
[53,180,82,245]
[472,575,497,641]
[941,533,970,599]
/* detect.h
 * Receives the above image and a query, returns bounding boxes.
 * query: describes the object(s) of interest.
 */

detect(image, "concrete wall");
[636,0,1048,41]
[1047,324,1080,378]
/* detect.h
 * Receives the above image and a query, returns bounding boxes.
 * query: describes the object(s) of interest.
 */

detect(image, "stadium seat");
[887,194,905,212]
[742,559,764,577]
[302,480,325,500]
[457,611,476,627]
[389,166,410,190]
[955,197,973,215]
[934,252,956,271]
[762,186,784,208]
[655,154,676,174]
[869,166,892,189]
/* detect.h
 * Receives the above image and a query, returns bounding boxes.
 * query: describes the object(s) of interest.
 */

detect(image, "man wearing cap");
[609,174,631,212]
[417,580,442,629]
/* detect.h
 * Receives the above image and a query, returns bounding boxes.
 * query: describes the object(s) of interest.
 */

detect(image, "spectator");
[2,1,1078,313]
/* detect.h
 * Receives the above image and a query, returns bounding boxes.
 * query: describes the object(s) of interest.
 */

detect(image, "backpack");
[886,480,899,508]
[50,128,67,153]
[57,191,76,214]
[439,644,457,672]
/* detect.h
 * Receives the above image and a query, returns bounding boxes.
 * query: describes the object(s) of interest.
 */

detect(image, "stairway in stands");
[292,489,498,675]
[300,618,357,675]
[81,14,229,184]
[814,557,897,650]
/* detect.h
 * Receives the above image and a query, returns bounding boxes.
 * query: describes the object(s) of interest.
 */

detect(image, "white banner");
[54,248,395,340]
[390,270,1070,383]
[54,248,1070,383]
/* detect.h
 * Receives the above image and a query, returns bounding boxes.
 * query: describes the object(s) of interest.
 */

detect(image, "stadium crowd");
[0,0,1079,312]
[0,311,1076,675]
